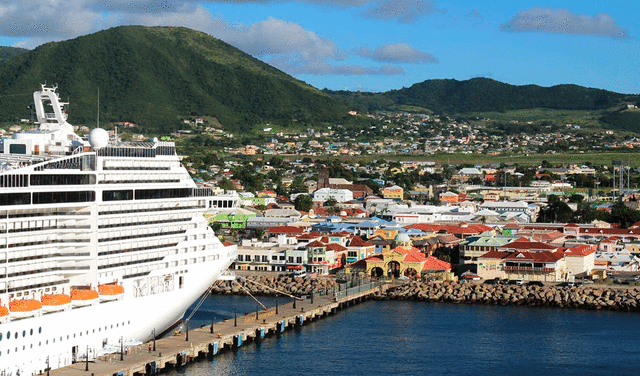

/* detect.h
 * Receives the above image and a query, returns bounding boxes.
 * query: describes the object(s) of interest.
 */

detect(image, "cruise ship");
[0,85,238,375]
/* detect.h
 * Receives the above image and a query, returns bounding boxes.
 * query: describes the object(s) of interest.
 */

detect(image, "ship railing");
[219,269,236,281]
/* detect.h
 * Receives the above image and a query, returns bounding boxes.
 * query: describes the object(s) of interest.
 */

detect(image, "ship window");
[103,190,134,201]
[67,335,69,340]
[9,144,26,154]
[14,333,17,339]
[0,333,2,341]
[22,330,25,337]
[39,327,42,334]
[30,329,33,336]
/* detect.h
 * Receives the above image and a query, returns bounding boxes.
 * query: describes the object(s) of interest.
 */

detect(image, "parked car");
[515,279,524,286]
[293,270,307,278]
[527,281,545,287]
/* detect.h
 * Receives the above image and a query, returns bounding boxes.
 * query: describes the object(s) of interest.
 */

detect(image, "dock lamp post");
[120,336,124,361]
[275,296,279,315]
[46,356,50,376]
[293,295,297,309]
[185,320,189,342]
[152,328,156,351]
[210,315,214,334]
[256,302,259,320]
[234,305,237,327]
[85,345,89,371]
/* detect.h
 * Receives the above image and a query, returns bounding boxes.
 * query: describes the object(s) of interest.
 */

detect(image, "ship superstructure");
[0,85,238,375]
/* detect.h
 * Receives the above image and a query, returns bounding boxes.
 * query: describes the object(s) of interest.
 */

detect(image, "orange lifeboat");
[9,299,42,318]
[0,306,8,323]
[98,284,124,301]
[41,294,71,312]
[70,289,99,306]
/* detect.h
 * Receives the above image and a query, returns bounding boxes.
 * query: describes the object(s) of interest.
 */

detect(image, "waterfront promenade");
[46,282,383,376]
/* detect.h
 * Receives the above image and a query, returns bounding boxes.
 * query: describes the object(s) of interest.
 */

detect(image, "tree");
[325,197,337,207]
[568,194,584,204]
[294,194,313,212]
[608,202,640,229]
[538,194,573,223]
[290,176,307,194]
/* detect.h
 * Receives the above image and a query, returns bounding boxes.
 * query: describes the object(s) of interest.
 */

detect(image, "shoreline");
[212,276,640,312]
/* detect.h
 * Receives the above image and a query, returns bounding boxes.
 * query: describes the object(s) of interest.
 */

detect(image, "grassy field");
[288,151,640,168]
[466,108,604,128]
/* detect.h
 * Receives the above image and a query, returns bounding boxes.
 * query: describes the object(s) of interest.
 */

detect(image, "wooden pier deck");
[46,283,384,376]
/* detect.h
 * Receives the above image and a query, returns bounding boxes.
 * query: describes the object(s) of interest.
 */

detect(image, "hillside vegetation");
[328,78,638,113]
[0,47,28,65]
[0,26,349,134]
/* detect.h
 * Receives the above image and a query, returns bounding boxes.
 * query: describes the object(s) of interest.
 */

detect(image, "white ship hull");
[0,85,240,376]
[2,248,235,375]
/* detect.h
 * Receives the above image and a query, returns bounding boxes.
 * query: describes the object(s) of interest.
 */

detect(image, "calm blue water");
[169,295,640,376]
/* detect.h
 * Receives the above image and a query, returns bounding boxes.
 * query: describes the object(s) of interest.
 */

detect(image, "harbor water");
[169,294,640,376]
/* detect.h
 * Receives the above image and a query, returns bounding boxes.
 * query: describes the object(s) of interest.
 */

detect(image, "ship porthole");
[39,327,42,334]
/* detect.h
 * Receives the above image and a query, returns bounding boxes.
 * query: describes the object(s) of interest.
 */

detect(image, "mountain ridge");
[0,26,349,134]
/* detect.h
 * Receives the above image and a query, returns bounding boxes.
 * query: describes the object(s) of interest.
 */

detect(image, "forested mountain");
[0,26,348,134]
[0,47,28,65]
[327,78,637,113]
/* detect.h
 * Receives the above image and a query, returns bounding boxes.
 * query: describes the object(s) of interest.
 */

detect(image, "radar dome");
[89,128,109,149]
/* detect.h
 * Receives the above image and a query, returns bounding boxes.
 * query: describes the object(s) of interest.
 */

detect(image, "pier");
[46,282,384,376]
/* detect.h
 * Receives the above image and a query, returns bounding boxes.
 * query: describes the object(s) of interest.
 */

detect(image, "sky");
[0,0,638,93]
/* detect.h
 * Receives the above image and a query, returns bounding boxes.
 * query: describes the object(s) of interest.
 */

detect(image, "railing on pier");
[334,282,379,301]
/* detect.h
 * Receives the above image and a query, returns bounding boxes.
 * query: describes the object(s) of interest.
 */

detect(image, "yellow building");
[349,234,453,279]
[382,185,404,200]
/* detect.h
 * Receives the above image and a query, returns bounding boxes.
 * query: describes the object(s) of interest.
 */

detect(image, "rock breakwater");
[211,275,339,296]
[212,276,640,312]
[380,280,640,312]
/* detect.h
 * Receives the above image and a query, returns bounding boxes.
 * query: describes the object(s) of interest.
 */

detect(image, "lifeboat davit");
[9,299,42,318]
[70,289,99,307]
[41,294,71,312]
[98,284,124,301]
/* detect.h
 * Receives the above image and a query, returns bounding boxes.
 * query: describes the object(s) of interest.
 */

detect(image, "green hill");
[0,47,28,65]
[0,26,348,134]
[328,77,638,113]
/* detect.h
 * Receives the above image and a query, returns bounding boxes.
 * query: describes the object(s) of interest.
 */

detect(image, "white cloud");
[355,43,438,63]
[502,7,630,39]
[0,0,405,77]
[361,0,440,23]
[269,56,403,75]
[0,0,102,42]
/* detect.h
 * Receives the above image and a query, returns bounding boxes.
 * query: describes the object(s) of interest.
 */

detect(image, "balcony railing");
[503,266,554,272]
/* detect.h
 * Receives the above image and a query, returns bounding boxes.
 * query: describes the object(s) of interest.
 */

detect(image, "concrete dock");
[46,282,383,376]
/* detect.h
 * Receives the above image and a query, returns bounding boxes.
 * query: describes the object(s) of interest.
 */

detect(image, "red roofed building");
[349,234,453,280]
[346,235,376,263]
[268,226,305,236]
[404,223,494,239]
[560,244,597,278]
[478,249,567,282]
[497,240,559,253]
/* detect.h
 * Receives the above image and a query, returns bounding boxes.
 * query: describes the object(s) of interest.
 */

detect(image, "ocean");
[166,295,640,376]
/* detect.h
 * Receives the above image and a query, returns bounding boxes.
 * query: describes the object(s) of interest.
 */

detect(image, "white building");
[314,188,353,203]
